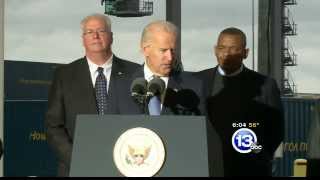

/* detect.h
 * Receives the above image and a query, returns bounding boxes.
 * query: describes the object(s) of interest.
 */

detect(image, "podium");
[69,115,223,177]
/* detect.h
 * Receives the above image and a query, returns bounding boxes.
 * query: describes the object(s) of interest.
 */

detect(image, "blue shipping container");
[273,94,320,177]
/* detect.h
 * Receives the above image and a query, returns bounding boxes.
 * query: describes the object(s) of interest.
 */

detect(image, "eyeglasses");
[83,29,109,36]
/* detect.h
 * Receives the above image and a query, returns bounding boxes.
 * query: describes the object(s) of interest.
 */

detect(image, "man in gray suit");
[45,13,140,176]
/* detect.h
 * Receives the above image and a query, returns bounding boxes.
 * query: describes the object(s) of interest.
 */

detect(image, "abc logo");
[250,144,262,150]
[231,128,261,153]
[250,143,263,153]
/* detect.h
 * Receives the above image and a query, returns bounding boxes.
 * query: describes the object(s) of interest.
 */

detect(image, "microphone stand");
[144,94,153,121]
[131,93,152,120]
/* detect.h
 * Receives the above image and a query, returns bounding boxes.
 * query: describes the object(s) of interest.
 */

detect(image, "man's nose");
[223,49,232,56]
[92,31,100,38]
[165,49,175,61]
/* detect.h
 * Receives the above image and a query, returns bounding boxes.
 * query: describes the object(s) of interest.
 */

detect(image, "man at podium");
[117,20,205,116]
[114,20,224,176]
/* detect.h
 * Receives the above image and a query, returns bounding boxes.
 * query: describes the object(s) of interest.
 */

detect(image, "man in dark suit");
[196,27,284,176]
[45,13,140,177]
[116,20,209,115]
[116,20,204,115]
[116,20,224,176]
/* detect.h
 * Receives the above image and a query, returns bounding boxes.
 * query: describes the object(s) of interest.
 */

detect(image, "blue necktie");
[95,67,107,115]
[148,95,161,116]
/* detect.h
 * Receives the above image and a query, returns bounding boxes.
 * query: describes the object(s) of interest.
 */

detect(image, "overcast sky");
[4,0,320,94]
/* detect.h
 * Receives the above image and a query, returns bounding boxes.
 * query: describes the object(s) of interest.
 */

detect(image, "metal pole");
[258,0,283,89]
[166,0,182,71]
[252,0,255,71]
[0,0,5,176]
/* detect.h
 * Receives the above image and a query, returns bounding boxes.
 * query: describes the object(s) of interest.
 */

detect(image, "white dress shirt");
[87,55,113,93]
[143,64,169,87]
[143,64,169,109]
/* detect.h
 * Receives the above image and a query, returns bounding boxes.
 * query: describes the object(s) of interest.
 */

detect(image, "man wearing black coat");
[196,27,284,176]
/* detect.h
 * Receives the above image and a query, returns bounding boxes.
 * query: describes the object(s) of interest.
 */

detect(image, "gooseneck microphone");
[130,76,166,114]
[146,77,166,98]
[146,77,165,116]
[130,77,147,105]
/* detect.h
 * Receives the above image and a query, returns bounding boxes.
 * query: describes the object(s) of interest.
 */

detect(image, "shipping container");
[273,94,320,177]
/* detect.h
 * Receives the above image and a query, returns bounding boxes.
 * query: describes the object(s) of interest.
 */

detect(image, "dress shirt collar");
[86,55,113,91]
[143,64,169,88]
[218,64,244,77]
[87,54,113,77]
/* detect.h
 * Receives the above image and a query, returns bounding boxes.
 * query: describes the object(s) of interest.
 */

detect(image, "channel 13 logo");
[231,128,263,154]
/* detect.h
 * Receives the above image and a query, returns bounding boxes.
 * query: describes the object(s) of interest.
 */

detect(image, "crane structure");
[282,0,298,95]
[258,0,298,95]
[100,0,183,72]
[101,0,153,17]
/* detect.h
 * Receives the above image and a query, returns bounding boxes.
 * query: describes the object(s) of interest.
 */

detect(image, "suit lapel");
[207,68,216,96]
[167,75,182,92]
[161,74,182,115]
[107,56,126,113]
[131,67,144,79]
[110,56,126,78]
[210,67,224,96]
[74,57,97,113]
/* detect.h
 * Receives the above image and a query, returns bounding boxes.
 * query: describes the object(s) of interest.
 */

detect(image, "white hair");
[141,20,178,45]
[80,13,112,32]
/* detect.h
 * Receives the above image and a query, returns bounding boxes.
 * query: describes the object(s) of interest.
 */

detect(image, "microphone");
[146,77,166,97]
[130,77,147,104]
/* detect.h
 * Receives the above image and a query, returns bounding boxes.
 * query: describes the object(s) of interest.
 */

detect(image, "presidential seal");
[113,127,165,177]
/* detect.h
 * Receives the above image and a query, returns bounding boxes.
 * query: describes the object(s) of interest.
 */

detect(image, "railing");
[283,70,296,95]
[283,38,297,66]
[283,0,297,6]
[283,7,297,36]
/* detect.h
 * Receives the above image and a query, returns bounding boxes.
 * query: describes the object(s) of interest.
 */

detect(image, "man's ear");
[213,45,218,58]
[110,31,113,44]
[243,48,249,59]
[142,43,150,57]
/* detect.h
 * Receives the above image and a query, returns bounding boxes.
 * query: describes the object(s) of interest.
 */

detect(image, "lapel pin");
[118,72,124,76]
